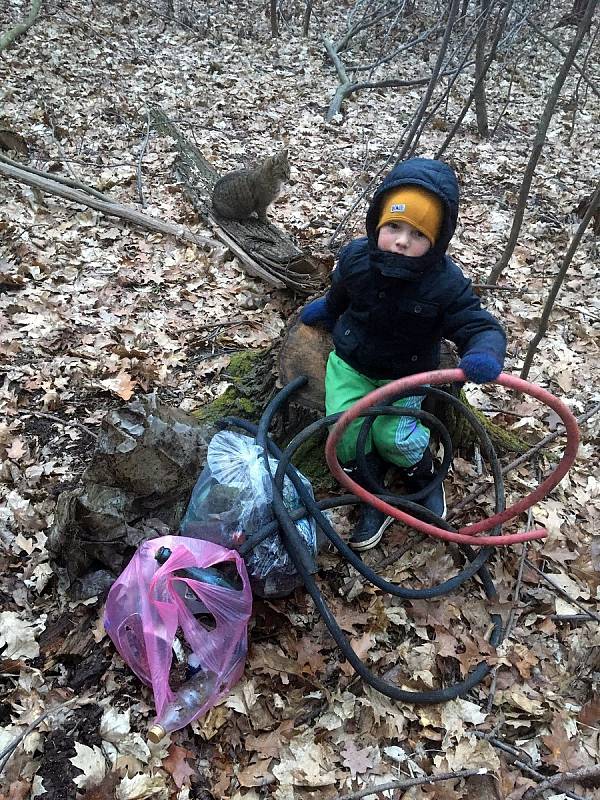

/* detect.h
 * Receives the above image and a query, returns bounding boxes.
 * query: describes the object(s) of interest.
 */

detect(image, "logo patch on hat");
[391,203,406,212]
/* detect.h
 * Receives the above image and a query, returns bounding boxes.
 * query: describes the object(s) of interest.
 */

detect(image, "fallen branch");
[337,769,486,800]
[27,411,98,441]
[475,733,588,800]
[0,0,43,53]
[0,152,114,203]
[136,108,151,207]
[0,158,218,248]
[530,763,600,796]
[0,698,77,774]
[524,558,600,623]
[149,105,322,293]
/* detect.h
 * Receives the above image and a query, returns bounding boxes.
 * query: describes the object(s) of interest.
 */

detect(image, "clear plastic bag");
[180,431,319,598]
[104,534,252,737]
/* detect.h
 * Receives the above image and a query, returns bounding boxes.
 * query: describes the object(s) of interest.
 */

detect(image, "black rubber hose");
[251,385,502,703]
[224,415,493,598]
[273,409,499,599]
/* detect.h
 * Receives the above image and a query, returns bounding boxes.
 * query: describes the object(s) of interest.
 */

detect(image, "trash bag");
[180,431,319,598]
[104,535,252,737]
[48,393,213,583]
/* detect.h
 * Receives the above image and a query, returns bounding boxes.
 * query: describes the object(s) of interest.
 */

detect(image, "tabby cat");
[212,149,290,223]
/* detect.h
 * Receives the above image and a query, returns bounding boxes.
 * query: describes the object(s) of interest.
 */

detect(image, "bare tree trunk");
[269,0,279,37]
[302,0,313,37]
[0,0,43,53]
[396,0,460,162]
[520,181,600,380]
[487,0,598,285]
[436,0,514,158]
[474,0,490,137]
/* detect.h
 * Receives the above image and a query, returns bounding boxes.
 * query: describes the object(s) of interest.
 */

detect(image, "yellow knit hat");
[377,186,443,245]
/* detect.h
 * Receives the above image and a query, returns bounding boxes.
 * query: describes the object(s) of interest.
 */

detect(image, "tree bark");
[474,0,491,137]
[0,0,43,53]
[487,0,598,285]
[396,0,460,162]
[520,180,600,379]
[436,0,514,157]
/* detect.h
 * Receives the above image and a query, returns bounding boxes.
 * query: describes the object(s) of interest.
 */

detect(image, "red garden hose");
[325,369,580,547]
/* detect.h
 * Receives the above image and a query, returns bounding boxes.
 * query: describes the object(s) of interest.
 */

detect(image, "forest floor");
[0,1,599,799]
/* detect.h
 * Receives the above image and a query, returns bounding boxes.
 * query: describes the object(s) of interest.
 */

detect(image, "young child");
[301,157,506,551]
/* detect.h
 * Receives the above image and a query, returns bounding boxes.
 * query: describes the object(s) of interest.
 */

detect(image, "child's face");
[377,221,431,257]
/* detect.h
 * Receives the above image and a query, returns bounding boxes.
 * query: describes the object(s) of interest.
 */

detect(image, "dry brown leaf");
[542,717,589,771]
[340,739,377,778]
[0,780,31,800]
[161,744,195,788]
[80,772,120,800]
[245,720,294,759]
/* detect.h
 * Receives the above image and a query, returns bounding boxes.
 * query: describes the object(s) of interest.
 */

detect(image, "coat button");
[411,355,418,362]
[414,304,422,313]
[378,291,385,298]
[345,329,351,336]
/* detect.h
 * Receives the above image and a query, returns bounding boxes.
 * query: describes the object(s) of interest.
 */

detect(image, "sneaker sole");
[349,515,394,552]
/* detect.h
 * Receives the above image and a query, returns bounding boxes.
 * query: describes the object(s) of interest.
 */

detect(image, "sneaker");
[403,450,447,520]
[349,505,394,551]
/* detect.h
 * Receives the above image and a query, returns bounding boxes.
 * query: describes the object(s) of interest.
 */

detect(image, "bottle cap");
[148,724,166,743]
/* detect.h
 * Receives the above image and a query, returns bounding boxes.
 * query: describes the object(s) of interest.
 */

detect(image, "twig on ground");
[0,698,77,774]
[0,152,114,203]
[487,513,531,712]
[473,283,519,292]
[475,733,588,800]
[448,402,600,520]
[524,558,600,623]
[337,769,485,800]
[530,762,600,795]
[26,411,99,441]
[341,539,417,595]
[136,108,151,207]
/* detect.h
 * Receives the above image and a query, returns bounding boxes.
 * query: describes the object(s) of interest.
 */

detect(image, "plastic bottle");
[154,546,241,590]
[148,669,217,742]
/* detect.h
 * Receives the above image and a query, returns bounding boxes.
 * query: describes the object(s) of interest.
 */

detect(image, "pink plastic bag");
[104,535,252,734]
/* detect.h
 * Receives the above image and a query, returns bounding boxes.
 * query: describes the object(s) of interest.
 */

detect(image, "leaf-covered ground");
[1,1,599,799]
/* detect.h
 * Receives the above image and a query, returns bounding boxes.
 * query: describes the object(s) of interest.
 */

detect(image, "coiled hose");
[218,370,579,703]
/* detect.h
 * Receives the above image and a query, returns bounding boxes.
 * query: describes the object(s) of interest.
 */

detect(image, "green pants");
[325,351,430,468]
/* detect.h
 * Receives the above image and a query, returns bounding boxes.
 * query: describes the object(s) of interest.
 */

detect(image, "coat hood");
[365,158,460,278]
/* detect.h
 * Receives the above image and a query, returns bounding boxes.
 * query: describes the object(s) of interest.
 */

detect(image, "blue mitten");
[300,297,336,331]
[459,352,502,383]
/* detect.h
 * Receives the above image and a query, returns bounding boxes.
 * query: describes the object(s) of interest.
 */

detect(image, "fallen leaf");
[116,774,168,800]
[80,772,120,800]
[236,758,273,788]
[542,718,588,771]
[245,720,294,759]
[162,744,195,788]
[70,743,107,790]
[340,739,378,778]
[100,371,136,401]
[0,611,42,659]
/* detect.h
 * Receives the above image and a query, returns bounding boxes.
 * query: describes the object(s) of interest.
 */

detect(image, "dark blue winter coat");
[325,158,506,379]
